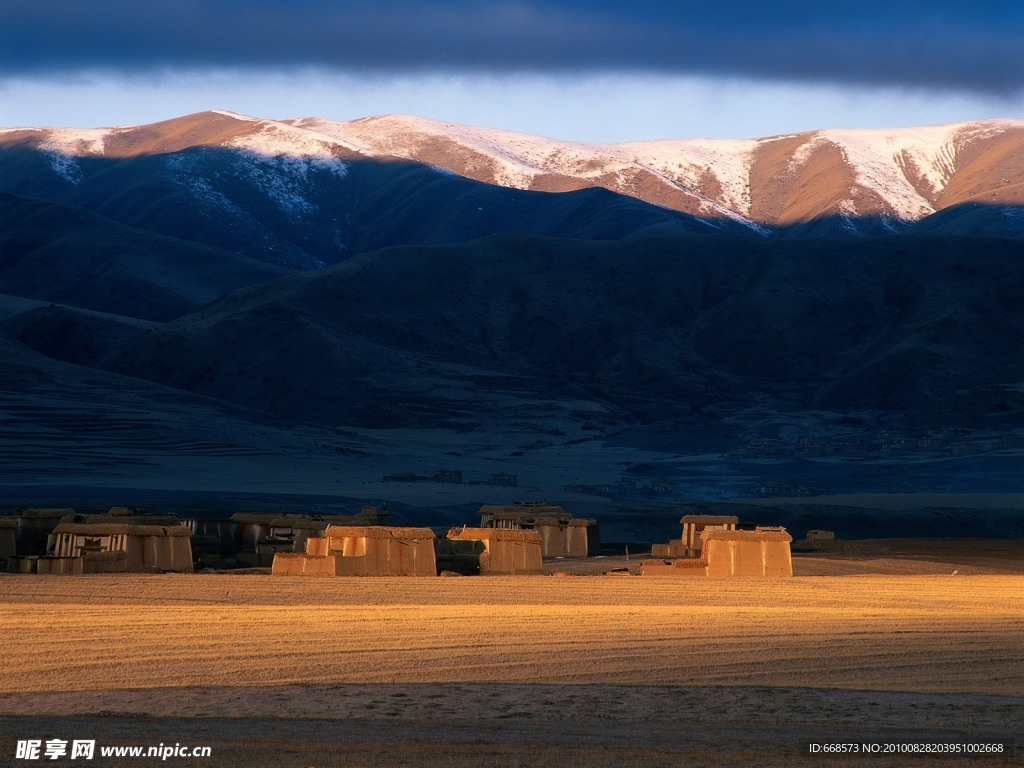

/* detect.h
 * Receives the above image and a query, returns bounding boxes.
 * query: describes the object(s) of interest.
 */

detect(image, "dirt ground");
[0,541,1021,767]
[551,537,1024,576]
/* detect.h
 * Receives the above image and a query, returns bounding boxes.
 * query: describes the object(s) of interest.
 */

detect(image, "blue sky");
[2,1,1022,141]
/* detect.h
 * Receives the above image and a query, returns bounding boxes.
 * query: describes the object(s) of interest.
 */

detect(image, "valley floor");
[0,558,1021,766]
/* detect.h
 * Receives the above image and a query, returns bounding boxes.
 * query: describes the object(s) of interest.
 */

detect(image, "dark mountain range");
[2,110,1024,507]
[0,192,288,320]
[97,233,1024,435]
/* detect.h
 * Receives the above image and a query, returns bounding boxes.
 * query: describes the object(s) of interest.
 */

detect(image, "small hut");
[478,503,600,557]
[441,527,543,575]
[643,526,792,577]
[272,525,436,576]
[233,507,387,566]
[701,527,792,577]
[48,522,193,573]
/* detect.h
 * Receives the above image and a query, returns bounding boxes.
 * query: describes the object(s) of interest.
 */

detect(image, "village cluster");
[0,502,799,578]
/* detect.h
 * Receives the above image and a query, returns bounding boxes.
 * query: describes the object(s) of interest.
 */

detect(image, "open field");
[547,538,1024,576]
[1,564,1022,766]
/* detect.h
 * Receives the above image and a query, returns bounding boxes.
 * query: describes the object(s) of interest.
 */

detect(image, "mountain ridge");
[0,113,740,271]
[6,110,1024,237]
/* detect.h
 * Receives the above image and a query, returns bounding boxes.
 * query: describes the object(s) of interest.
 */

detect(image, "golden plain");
[1,563,1022,766]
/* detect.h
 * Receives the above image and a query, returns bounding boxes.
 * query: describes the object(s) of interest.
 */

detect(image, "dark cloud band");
[3,0,1022,94]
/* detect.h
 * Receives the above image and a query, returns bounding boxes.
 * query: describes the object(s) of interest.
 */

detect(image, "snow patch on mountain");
[321,114,610,188]
[39,128,110,156]
[366,115,561,188]
[787,133,830,172]
[38,128,113,185]
[819,125,963,220]
[620,138,759,217]
[211,110,261,122]
[220,122,350,217]
[232,152,327,217]
[281,117,390,156]
[226,123,349,178]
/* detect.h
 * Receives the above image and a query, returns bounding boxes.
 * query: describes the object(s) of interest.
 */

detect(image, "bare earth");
[1,546,1022,766]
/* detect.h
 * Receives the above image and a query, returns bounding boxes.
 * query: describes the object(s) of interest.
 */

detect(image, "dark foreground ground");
[1,684,1019,768]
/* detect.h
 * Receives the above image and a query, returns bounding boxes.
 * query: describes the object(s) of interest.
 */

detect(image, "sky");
[2,1,1023,142]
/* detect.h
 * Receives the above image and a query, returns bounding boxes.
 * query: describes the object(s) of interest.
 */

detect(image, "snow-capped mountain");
[5,111,1024,241]
[1,110,737,272]
[299,114,1024,235]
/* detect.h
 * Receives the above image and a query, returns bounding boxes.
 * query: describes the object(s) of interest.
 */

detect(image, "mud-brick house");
[679,515,740,557]
[440,527,543,575]
[643,526,793,577]
[247,516,333,566]
[701,527,793,577]
[234,507,388,566]
[652,515,740,558]
[478,503,600,558]
[272,525,436,576]
[47,522,194,573]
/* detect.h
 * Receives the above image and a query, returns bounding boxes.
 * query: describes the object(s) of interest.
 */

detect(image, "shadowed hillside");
[0,143,741,271]
[103,233,1024,434]
[0,192,289,320]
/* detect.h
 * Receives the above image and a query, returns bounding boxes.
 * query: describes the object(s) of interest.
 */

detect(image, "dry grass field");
[0,563,1021,766]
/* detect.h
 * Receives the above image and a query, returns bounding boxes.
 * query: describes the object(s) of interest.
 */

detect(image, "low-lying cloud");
[3,0,1022,95]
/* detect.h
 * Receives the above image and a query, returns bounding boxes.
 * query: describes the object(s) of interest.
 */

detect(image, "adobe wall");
[702,531,793,577]
[448,528,543,575]
[275,536,436,577]
[330,538,436,576]
[356,537,436,576]
[8,556,37,574]
[536,522,598,558]
[651,538,688,558]
[272,553,339,576]
[82,552,128,574]
[127,534,194,573]
[35,557,84,576]
[480,539,543,575]
[305,537,328,556]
